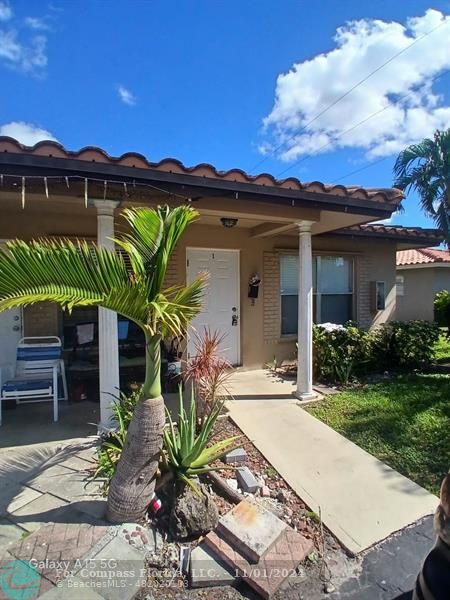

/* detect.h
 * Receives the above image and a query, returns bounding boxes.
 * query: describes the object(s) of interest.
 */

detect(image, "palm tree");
[394,129,450,243]
[0,205,205,522]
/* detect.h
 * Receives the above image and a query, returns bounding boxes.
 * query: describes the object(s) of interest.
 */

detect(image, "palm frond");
[393,129,450,244]
[0,238,149,328]
[114,207,163,277]
[149,205,199,298]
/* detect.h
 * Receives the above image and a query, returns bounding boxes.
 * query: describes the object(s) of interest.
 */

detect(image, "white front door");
[0,308,22,380]
[186,248,240,365]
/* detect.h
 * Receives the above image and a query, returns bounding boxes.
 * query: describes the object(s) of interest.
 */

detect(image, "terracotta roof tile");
[335,224,444,243]
[0,137,404,205]
[396,247,450,266]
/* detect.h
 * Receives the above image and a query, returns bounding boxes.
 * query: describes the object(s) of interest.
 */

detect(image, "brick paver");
[8,522,109,584]
[205,527,313,600]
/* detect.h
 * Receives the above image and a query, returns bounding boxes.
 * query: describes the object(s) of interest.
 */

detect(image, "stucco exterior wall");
[144,225,398,368]
[16,218,398,369]
[433,268,450,296]
[396,266,450,322]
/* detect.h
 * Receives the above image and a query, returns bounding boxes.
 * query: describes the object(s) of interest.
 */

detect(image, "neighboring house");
[396,247,450,321]
[0,137,443,427]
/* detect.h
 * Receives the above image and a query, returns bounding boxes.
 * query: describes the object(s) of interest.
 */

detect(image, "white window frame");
[280,253,355,336]
[396,274,405,296]
[314,256,355,323]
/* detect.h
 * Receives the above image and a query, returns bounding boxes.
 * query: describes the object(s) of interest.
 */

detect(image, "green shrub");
[313,323,371,384]
[370,320,439,370]
[434,290,450,328]
[95,387,142,482]
[312,320,439,385]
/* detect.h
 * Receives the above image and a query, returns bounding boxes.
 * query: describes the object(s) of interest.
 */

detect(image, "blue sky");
[0,0,449,229]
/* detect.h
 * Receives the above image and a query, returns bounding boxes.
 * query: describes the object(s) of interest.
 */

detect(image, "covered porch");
[0,137,403,433]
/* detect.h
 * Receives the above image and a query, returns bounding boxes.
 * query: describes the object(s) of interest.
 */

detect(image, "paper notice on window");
[77,323,94,345]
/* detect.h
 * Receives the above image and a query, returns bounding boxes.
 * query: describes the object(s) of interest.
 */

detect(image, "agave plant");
[0,205,205,523]
[162,390,240,493]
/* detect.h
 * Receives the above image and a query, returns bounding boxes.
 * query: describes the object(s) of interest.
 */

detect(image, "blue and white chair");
[0,337,68,425]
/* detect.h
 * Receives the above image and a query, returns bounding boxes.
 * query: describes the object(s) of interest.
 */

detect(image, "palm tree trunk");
[106,334,165,523]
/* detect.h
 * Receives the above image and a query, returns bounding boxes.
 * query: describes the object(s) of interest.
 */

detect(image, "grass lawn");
[307,374,450,496]
[434,329,450,362]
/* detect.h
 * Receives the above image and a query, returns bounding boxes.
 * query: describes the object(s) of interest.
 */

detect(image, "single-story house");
[0,137,443,428]
[396,247,450,321]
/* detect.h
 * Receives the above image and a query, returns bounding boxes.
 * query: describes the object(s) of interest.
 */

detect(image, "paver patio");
[227,398,439,555]
[0,439,151,600]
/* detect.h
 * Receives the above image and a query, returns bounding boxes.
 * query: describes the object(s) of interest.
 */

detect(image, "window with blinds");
[280,255,354,335]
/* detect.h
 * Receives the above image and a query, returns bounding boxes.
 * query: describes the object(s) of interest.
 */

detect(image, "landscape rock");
[261,486,271,497]
[226,478,239,491]
[277,489,289,503]
[169,482,219,540]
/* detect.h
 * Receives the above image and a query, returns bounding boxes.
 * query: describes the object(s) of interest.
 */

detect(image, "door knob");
[13,325,20,331]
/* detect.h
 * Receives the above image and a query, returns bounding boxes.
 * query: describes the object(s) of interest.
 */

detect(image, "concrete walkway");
[227,399,438,555]
[227,369,296,399]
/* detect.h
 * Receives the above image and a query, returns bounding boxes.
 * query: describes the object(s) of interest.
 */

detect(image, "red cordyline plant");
[184,328,233,428]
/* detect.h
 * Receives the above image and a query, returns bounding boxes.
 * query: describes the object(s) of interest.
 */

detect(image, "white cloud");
[0,5,51,74]
[0,28,47,72]
[117,85,136,106]
[0,121,57,145]
[262,9,450,162]
[0,2,12,22]
[24,16,50,31]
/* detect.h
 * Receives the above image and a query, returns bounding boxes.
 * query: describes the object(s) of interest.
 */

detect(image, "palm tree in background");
[0,205,205,522]
[394,129,450,244]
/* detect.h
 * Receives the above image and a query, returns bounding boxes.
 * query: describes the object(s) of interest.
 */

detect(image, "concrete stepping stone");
[6,486,42,515]
[190,543,236,588]
[217,500,286,562]
[0,518,28,549]
[8,492,69,532]
[205,526,314,599]
[72,536,145,600]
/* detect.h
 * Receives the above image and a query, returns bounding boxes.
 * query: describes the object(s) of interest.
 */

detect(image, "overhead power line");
[332,156,390,184]
[249,18,449,174]
[274,69,449,179]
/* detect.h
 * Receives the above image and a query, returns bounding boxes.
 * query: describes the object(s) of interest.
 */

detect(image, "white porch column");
[296,221,316,400]
[94,199,120,429]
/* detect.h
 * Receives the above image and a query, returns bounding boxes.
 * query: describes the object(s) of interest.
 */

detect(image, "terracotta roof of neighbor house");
[336,224,444,244]
[396,247,450,266]
[0,137,404,205]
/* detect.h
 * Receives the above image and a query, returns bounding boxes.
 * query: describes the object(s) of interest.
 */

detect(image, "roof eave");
[0,150,400,219]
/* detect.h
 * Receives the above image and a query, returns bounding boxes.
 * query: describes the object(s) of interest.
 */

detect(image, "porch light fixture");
[220,217,238,228]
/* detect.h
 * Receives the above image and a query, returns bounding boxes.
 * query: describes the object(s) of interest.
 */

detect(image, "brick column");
[94,199,120,430]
